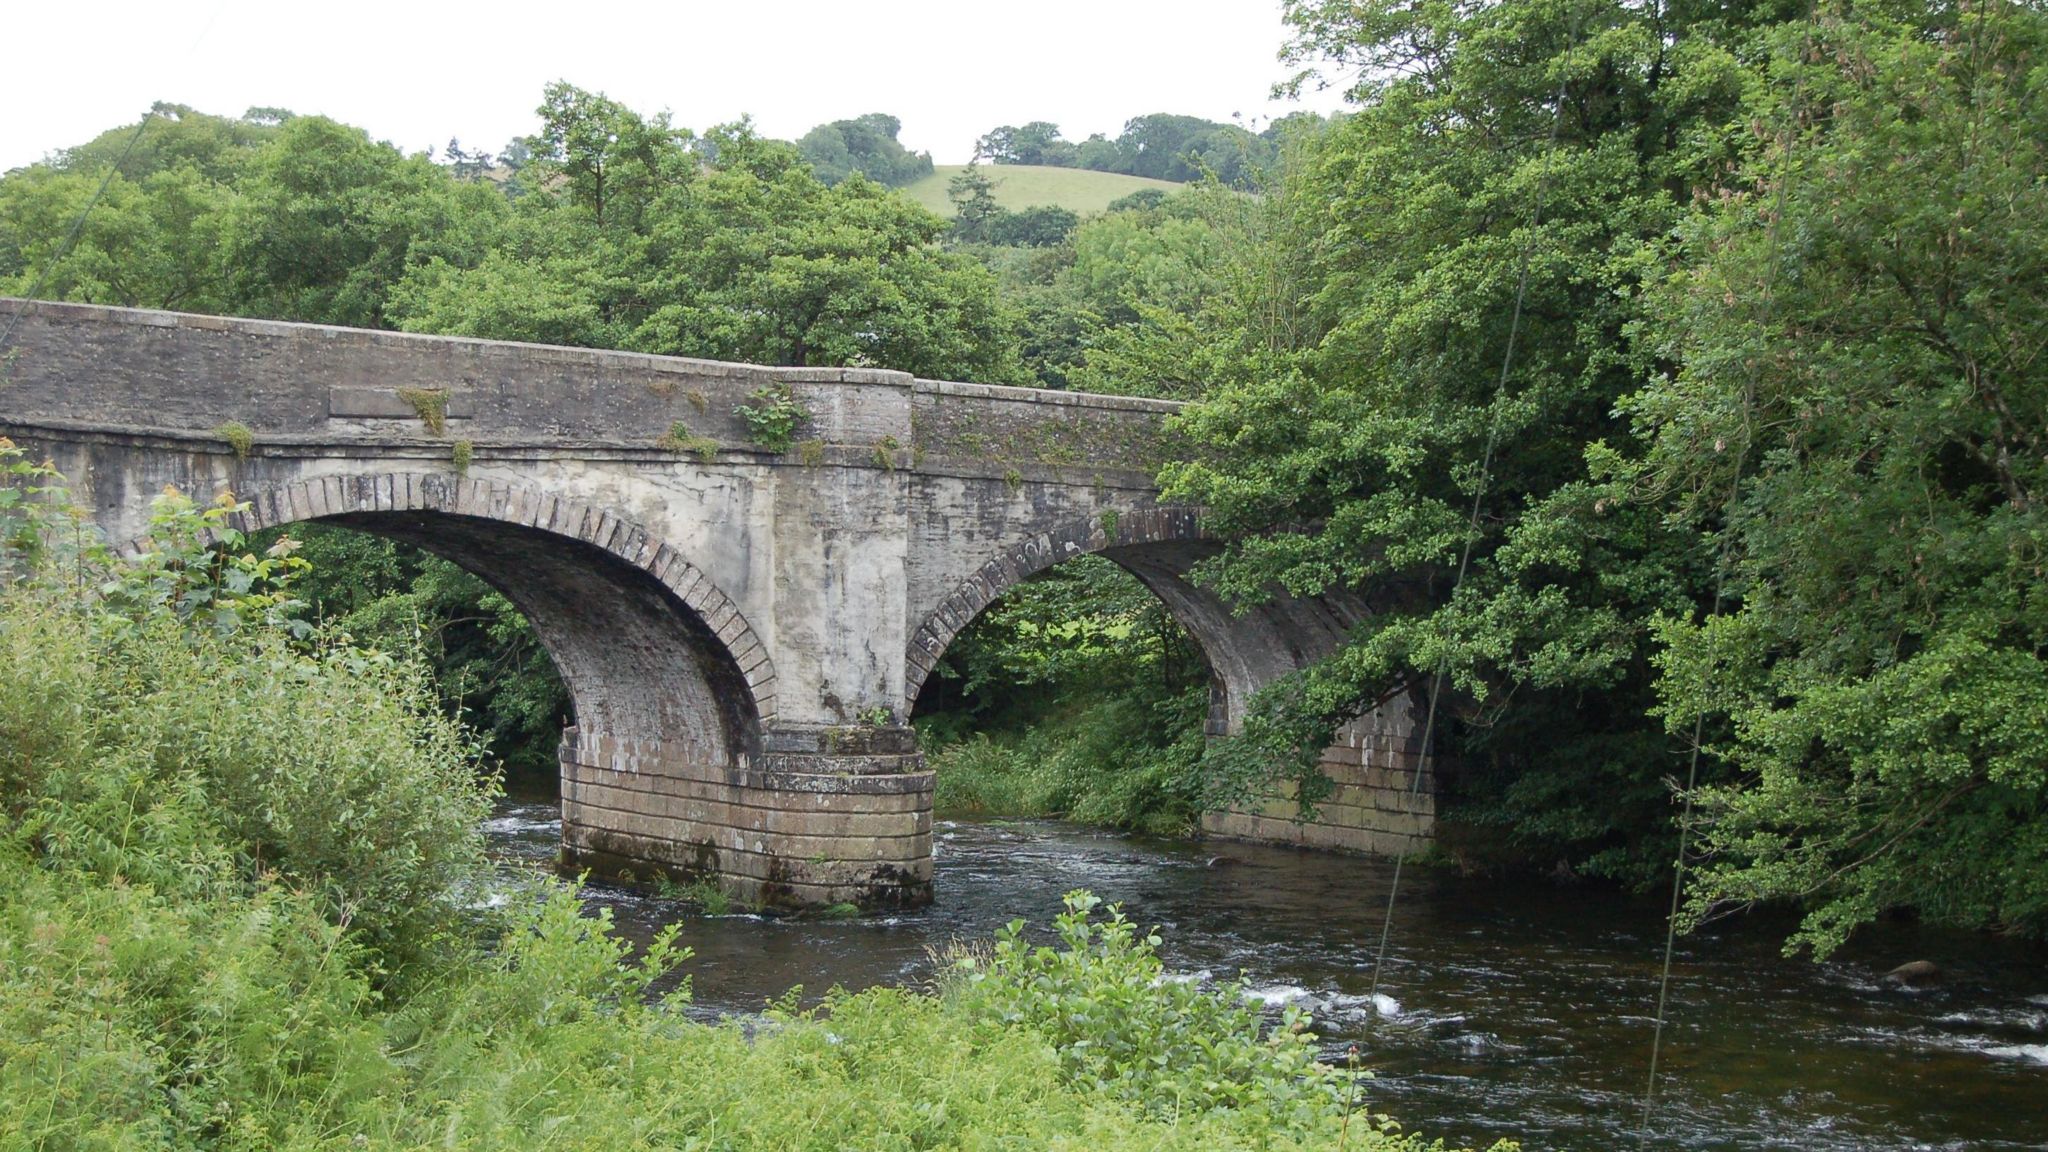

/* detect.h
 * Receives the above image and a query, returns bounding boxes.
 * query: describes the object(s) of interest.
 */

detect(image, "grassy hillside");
[899,164,1181,217]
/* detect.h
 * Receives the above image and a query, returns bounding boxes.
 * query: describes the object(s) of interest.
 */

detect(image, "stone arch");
[194,471,777,763]
[903,507,1363,731]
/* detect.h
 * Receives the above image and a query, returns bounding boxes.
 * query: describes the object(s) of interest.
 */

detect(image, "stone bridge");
[0,298,1432,908]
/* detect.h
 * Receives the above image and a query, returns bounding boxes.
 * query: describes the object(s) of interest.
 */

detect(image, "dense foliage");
[796,112,935,187]
[1125,0,2048,952]
[1161,0,1729,885]
[1637,6,2048,954]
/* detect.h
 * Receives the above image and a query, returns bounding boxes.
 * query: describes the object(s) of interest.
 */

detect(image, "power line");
[1368,3,1586,1008]
[0,110,157,363]
[1637,6,1826,1140]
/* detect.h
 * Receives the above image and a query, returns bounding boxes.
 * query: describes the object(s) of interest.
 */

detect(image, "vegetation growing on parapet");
[657,420,719,462]
[872,435,900,471]
[450,437,473,474]
[733,383,807,453]
[395,386,448,435]
[212,419,254,459]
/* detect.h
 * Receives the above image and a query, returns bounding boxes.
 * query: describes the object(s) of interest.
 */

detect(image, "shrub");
[733,383,807,452]
[0,468,493,967]
[948,891,1339,1130]
[928,689,1206,835]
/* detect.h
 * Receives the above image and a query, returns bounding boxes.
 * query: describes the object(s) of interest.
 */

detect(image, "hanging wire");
[0,3,228,364]
[1637,2,1833,1139]
[0,111,158,363]
[1367,2,1588,1008]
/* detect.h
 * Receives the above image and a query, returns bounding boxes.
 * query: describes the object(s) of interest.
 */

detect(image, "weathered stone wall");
[1,297,1437,905]
[1202,708,1435,856]
[560,729,932,908]
[910,378,1179,475]
[0,297,911,449]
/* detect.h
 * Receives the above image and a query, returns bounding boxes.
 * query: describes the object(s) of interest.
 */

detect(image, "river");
[486,793,2046,1150]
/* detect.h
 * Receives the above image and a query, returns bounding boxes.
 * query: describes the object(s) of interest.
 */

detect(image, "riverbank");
[491,795,2048,1151]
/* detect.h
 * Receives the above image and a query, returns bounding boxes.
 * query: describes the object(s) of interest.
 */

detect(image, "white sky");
[3,1,1351,172]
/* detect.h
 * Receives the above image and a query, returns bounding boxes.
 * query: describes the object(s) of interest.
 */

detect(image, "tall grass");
[930,689,1208,836]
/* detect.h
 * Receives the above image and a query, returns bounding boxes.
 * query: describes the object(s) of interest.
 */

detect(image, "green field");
[898,164,1182,217]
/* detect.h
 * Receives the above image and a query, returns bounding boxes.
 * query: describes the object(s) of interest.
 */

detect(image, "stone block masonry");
[1201,710,1435,856]
[1,297,1434,907]
[559,730,933,908]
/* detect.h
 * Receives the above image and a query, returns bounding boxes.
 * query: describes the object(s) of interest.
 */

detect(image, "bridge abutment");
[1202,708,1435,856]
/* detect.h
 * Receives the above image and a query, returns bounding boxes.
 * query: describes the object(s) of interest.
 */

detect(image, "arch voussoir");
[149,470,781,731]
[902,506,1210,711]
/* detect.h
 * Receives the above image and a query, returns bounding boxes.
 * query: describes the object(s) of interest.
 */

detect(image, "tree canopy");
[797,112,935,187]
[973,114,1285,186]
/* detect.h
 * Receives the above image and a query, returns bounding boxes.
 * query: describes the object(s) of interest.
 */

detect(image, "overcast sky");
[3,1,1352,172]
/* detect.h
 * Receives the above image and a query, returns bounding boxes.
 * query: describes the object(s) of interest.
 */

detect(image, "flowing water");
[487,794,2047,1151]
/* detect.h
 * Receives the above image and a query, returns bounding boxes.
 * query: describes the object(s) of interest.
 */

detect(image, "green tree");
[1638,6,2048,954]
[441,137,497,182]
[53,102,281,184]
[526,80,691,232]
[0,163,234,311]
[229,115,504,328]
[987,204,1079,248]
[1068,114,1275,186]
[799,113,934,187]
[945,163,1002,244]
[1159,0,1772,881]
[975,121,1077,167]
[638,128,1015,377]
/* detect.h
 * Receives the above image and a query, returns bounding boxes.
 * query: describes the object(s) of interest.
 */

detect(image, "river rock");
[1885,960,1943,987]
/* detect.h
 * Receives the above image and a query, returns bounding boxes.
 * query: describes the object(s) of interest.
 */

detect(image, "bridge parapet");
[0,299,1177,478]
[910,378,1181,480]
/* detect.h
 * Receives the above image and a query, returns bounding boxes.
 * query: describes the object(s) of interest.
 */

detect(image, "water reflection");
[487,795,2047,1151]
